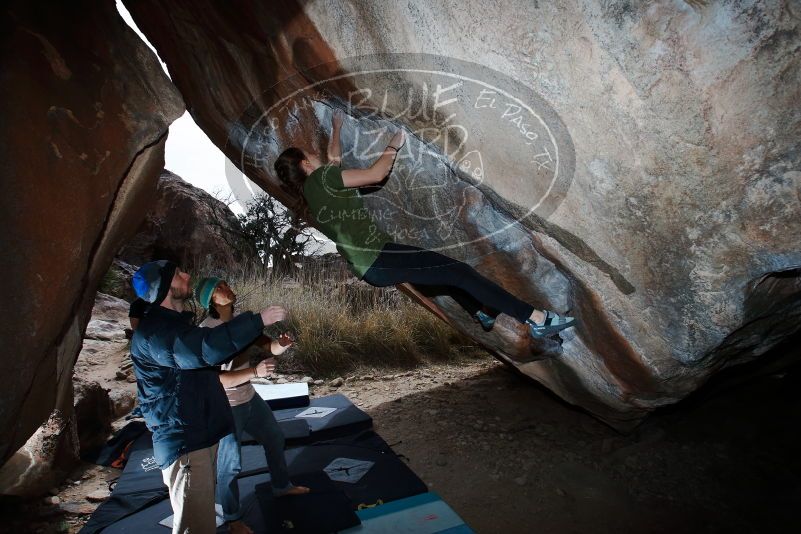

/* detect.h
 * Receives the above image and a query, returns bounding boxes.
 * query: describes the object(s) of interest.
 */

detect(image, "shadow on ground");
[370,339,801,534]
[4,336,799,533]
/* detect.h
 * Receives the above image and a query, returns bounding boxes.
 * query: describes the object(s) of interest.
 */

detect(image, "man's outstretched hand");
[260,305,287,327]
[277,331,294,347]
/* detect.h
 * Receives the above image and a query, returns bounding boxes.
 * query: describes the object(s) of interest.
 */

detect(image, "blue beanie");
[132,260,177,304]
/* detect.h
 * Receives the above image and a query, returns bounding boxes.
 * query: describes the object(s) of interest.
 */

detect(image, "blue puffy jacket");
[130,305,264,468]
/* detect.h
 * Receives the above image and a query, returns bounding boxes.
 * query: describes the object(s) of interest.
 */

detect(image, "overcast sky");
[116,1,246,212]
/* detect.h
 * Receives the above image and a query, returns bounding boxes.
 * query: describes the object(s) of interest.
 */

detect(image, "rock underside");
[123,0,801,426]
[1,0,800,477]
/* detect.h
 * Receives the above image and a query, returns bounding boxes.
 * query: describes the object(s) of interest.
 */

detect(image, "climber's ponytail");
[274,147,308,199]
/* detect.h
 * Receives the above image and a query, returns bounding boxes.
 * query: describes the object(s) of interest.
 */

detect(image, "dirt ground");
[327,358,801,534]
[6,354,801,534]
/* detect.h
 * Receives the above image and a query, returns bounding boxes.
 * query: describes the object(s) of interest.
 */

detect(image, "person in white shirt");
[196,277,309,534]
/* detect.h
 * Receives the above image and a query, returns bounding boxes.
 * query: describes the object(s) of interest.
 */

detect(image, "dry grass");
[202,263,486,377]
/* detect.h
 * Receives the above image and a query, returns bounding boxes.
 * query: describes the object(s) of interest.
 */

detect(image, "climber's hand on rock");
[332,109,344,130]
[389,129,405,151]
[260,305,287,327]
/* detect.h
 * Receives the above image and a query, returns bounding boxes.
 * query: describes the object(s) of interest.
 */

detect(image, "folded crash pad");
[272,394,372,444]
[343,492,474,534]
[252,382,310,410]
[285,431,427,509]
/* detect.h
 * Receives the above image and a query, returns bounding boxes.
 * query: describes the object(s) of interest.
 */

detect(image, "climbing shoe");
[526,310,576,338]
[473,310,496,331]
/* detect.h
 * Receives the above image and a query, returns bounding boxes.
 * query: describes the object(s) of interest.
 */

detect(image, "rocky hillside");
[118,169,256,272]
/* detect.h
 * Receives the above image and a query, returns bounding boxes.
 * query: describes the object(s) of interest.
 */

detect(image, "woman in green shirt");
[273,111,575,339]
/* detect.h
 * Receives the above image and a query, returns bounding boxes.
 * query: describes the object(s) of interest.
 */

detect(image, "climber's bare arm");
[341,130,405,188]
[327,110,344,165]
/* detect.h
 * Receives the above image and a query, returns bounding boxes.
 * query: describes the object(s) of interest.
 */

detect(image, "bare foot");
[528,309,546,324]
[228,520,254,534]
[275,485,311,497]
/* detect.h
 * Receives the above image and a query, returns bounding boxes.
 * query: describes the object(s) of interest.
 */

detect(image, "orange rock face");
[121,0,801,427]
[0,0,183,464]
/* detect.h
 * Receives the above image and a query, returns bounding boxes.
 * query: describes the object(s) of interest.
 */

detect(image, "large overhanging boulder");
[0,0,183,465]
[123,0,801,426]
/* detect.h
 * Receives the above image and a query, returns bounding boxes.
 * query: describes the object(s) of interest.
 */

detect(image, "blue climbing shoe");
[526,310,576,338]
[473,310,496,331]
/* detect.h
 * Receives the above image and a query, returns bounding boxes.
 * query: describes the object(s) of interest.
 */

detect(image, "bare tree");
[236,194,321,277]
[206,190,321,277]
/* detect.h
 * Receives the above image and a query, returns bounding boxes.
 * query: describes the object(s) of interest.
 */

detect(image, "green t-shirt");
[303,165,392,277]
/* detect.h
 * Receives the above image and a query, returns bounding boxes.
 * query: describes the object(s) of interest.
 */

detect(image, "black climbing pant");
[361,242,535,323]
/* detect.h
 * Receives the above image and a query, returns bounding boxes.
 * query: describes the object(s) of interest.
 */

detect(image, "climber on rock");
[273,109,575,339]
[195,276,310,534]
[129,260,287,534]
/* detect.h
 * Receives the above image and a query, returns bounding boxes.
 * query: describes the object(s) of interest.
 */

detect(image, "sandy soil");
[7,355,801,534]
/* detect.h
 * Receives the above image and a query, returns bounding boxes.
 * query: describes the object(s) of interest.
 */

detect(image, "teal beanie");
[195,276,222,310]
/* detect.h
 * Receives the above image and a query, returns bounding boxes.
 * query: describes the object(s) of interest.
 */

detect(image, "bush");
[214,262,486,376]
